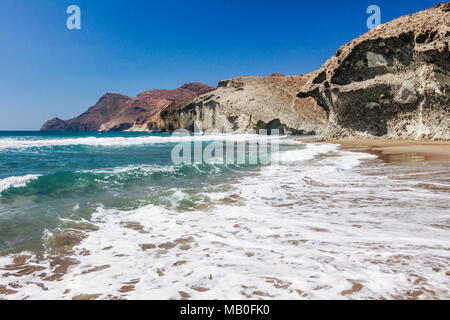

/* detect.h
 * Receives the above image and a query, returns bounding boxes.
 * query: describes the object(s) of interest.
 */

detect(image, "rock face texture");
[157,74,328,135]
[41,83,215,131]
[298,4,450,140]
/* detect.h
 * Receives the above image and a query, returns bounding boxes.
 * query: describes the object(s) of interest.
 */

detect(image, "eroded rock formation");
[298,3,450,140]
[156,74,328,135]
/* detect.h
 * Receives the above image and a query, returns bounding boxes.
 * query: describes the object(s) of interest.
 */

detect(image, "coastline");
[1,132,449,299]
[301,138,450,164]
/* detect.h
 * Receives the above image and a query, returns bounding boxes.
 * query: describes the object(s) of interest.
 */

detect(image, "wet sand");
[318,139,450,164]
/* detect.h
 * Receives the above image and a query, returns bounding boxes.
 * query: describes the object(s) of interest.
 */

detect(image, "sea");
[0,131,448,299]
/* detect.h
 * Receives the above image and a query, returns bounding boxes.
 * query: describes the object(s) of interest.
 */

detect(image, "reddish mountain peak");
[99,92,130,100]
[137,89,176,98]
[135,83,215,106]
[41,82,215,132]
[95,92,131,107]
[138,83,215,98]
[180,82,216,95]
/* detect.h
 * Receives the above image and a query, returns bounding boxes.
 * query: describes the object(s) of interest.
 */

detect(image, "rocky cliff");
[41,83,215,131]
[298,3,450,140]
[156,74,327,135]
[42,75,327,135]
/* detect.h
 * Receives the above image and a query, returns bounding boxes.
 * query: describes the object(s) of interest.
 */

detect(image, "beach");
[332,140,450,164]
[313,139,450,164]
[0,132,449,299]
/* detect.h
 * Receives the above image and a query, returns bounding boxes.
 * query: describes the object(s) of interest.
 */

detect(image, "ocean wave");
[0,174,41,193]
[0,134,293,151]
[272,143,338,163]
[0,162,230,197]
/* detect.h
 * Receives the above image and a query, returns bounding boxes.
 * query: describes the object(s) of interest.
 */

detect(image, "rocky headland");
[298,3,449,140]
[156,74,327,135]
[41,83,215,132]
[41,75,328,135]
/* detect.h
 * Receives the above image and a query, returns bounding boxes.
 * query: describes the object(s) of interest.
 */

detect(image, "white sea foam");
[1,144,449,300]
[0,134,292,151]
[79,164,176,175]
[0,174,41,193]
[272,143,337,163]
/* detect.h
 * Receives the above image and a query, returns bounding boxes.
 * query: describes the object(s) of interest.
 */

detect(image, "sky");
[0,0,439,130]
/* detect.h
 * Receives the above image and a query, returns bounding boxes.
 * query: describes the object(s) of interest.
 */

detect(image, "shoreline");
[1,133,449,299]
[300,138,450,164]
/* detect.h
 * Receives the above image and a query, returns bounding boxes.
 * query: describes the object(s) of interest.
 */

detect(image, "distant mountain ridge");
[40,83,215,132]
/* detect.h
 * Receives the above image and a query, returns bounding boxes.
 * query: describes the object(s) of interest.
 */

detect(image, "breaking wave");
[0,133,290,151]
[0,175,41,193]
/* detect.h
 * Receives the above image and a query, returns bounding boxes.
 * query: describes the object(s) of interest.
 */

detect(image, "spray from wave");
[0,175,41,193]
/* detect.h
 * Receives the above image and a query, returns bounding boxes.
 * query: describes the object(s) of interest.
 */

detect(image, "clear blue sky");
[0,0,438,130]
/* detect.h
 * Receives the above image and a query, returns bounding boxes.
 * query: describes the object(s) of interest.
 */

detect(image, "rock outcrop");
[298,3,450,140]
[41,83,215,131]
[156,74,328,135]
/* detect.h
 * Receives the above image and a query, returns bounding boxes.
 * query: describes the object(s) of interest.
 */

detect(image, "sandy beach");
[321,139,450,164]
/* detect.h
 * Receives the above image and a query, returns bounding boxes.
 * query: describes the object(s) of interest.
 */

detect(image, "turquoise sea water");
[1,131,449,299]
[0,131,279,255]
